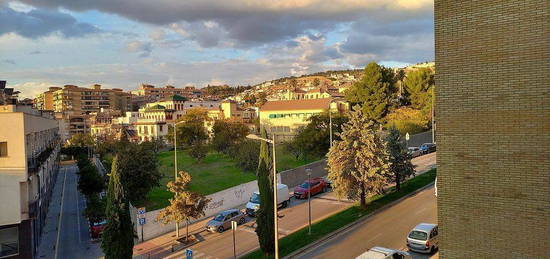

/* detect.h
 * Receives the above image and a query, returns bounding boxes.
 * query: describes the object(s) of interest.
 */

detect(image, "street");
[134,152,436,259]
[293,186,437,259]
[37,164,103,259]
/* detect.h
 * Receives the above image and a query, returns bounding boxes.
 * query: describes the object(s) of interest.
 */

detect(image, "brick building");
[435,1,549,258]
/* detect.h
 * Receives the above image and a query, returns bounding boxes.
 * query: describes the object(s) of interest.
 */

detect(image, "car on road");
[206,209,246,233]
[419,143,436,154]
[355,246,412,259]
[406,223,439,254]
[322,176,333,189]
[90,220,106,239]
[246,184,290,216]
[407,147,422,158]
[294,177,328,199]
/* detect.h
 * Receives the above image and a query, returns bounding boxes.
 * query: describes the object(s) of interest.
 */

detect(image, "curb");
[283,181,435,259]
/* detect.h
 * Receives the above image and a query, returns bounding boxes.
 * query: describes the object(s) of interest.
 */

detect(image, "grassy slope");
[140,147,321,211]
[242,168,437,259]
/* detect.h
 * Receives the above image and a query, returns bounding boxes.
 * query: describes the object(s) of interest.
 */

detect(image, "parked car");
[294,177,328,199]
[322,176,333,189]
[419,143,436,154]
[406,223,439,254]
[355,246,412,259]
[90,220,106,239]
[408,147,422,158]
[246,184,290,216]
[206,209,246,233]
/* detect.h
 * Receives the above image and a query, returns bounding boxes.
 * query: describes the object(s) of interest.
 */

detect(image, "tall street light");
[306,168,312,235]
[246,133,279,259]
[328,99,340,149]
[173,120,185,238]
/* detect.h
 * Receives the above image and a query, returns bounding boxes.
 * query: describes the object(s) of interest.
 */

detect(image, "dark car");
[90,220,106,239]
[419,143,436,154]
[206,209,246,233]
[294,177,328,199]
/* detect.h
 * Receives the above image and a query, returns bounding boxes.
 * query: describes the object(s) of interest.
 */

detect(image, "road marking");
[54,168,67,259]
[75,170,82,244]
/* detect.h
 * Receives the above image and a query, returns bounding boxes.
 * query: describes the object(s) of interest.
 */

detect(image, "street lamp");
[328,99,341,149]
[173,120,185,238]
[246,133,279,259]
[306,168,312,235]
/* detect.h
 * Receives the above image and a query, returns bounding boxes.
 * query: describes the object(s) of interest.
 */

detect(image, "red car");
[90,220,106,239]
[294,177,328,199]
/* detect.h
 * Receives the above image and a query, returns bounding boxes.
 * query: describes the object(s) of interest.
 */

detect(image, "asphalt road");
[37,164,103,259]
[293,186,438,259]
[140,153,436,259]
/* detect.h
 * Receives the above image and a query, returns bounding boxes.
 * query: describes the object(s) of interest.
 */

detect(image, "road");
[293,186,437,259]
[37,164,103,259]
[136,152,436,259]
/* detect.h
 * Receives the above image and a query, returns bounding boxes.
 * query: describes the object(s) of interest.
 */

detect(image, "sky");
[0,0,434,98]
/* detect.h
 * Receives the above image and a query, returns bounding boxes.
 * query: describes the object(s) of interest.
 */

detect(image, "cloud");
[0,4,101,38]
[2,59,16,65]
[29,50,42,54]
[126,40,152,57]
[14,0,432,47]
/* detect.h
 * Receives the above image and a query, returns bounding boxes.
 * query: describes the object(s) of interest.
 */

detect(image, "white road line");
[54,168,67,259]
[75,169,82,244]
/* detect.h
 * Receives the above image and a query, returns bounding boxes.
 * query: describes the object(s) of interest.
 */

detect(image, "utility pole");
[306,168,312,235]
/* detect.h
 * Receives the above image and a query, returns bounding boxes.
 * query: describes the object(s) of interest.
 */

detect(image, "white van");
[245,183,290,216]
[355,247,411,259]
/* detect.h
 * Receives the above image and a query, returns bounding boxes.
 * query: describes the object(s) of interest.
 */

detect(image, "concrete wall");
[435,1,549,258]
[279,160,327,188]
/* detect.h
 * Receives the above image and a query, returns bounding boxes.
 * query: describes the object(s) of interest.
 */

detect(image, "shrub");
[385,107,429,135]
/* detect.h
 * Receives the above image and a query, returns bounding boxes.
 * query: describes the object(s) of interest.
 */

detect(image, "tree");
[157,171,210,241]
[385,107,429,135]
[403,68,434,110]
[167,108,209,148]
[68,133,94,148]
[313,78,321,87]
[84,194,106,224]
[229,140,260,172]
[116,142,162,205]
[212,120,250,154]
[286,111,348,159]
[188,142,208,161]
[385,127,415,191]
[327,106,391,208]
[101,155,134,259]
[345,62,395,123]
[255,128,275,255]
[77,164,105,197]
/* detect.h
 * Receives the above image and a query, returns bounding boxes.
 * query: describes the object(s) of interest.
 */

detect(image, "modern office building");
[0,102,60,259]
[435,1,549,258]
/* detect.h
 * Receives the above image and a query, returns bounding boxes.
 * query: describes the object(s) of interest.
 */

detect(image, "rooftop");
[261,98,332,111]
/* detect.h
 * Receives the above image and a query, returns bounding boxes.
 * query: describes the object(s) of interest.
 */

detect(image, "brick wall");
[435,1,549,258]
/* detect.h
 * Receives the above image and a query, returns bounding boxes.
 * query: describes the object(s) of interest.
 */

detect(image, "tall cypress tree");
[255,128,275,255]
[101,155,134,259]
[345,62,395,123]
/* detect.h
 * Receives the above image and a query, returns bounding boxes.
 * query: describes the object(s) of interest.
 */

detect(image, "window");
[0,142,7,157]
[159,125,163,131]
[0,226,19,257]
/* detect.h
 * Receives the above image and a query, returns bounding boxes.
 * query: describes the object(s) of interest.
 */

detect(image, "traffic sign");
[231,221,237,230]
[139,218,146,225]
[137,207,146,215]
[405,132,410,141]
[186,249,193,259]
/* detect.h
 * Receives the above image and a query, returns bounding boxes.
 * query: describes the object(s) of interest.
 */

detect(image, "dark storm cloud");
[0,5,100,38]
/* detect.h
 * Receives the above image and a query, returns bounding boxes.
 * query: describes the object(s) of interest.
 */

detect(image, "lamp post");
[246,133,279,259]
[173,120,185,238]
[306,168,312,235]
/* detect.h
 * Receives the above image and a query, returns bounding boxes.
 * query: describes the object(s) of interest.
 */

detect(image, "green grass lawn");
[140,147,321,211]
[242,168,437,259]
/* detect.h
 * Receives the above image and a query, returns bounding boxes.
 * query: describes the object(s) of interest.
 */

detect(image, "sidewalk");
[37,166,67,258]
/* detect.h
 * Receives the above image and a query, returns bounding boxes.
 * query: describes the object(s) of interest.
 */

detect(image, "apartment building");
[0,104,60,259]
[54,112,90,142]
[33,87,60,111]
[220,100,257,123]
[259,98,347,141]
[131,84,202,101]
[435,1,548,258]
[49,84,131,113]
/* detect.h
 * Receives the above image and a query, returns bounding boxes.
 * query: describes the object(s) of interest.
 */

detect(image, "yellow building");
[0,103,60,258]
[34,87,60,111]
[220,100,257,123]
[45,84,132,113]
[259,98,347,141]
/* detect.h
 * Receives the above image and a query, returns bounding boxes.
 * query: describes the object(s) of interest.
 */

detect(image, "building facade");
[48,84,131,113]
[131,84,201,101]
[33,87,60,111]
[435,1,549,258]
[0,104,60,259]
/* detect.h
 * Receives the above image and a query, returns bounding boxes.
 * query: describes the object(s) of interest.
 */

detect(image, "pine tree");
[255,128,275,255]
[386,127,415,191]
[345,62,395,123]
[403,67,434,110]
[101,155,134,259]
[327,106,391,208]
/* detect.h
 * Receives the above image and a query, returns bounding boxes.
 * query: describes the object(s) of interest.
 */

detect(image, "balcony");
[27,137,60,174]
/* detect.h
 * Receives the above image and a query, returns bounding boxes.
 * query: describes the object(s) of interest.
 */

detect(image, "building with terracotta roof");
[259,98,347,140]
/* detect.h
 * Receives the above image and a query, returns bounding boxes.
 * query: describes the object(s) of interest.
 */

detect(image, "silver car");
[408,147,422,158]
[406,223,439,254]
[206,209,246,233]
